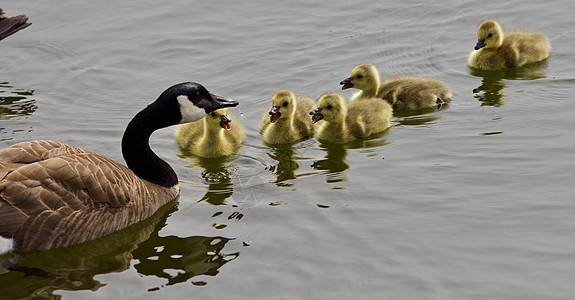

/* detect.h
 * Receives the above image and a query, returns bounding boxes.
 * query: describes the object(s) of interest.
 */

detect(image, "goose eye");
[487,33,493,38]
[211,112,216,117]
[357,75,364,79]
[327,105,333,109]
[282,101,288,107]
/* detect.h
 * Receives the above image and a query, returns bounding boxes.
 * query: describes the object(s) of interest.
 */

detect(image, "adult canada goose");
[309,93,392,144]
[0,8,31,41]
[0,82,238,252]
[467,20,551,70]
[340,64,452,111]
[260,89,315,145]
[175,108,244,158]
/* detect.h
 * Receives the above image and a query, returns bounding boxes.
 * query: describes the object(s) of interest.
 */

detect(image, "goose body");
[0,9,31,41]
[175,108,244,158]
[340,64,452,111]
[260,89,315,145]
[0,82,238,252]
[309,93,392,144]
[467,20,551,70]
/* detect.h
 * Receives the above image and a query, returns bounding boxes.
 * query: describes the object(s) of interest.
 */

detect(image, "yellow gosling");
[467,20,551,70]
[176,108,244,158]
[260,89,315,145]
[309,93,392,144]
[341,64,452,111]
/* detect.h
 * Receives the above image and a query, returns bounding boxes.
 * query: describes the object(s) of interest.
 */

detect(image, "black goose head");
[155,82,239,125]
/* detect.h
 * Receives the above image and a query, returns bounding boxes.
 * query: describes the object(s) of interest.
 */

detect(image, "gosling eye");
[326,105,333,109]
[487,33,493,38]
[282,101,288,107]
[357,74,364,79]
[211,112,216,117]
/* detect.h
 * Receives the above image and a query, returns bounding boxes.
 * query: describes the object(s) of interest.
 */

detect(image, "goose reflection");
[469,60,548,107]
[0,200,239,298]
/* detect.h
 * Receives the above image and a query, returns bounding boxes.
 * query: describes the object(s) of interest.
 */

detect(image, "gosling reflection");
[469,60,548,107]
[311,142,349,183]
[266,144,299,185]
[190,157,235,206]
[393,110,441,127]
[472,76,508,106]
[0,200,239,298]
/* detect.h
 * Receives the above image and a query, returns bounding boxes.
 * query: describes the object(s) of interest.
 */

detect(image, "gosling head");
[340,64,380,92]
[309,93,346,124]
[205,108,232,131]
[474,20,504,50]
[269,89,297,123]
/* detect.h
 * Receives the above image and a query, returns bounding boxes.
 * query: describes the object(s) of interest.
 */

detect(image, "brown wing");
[0,140,176,251]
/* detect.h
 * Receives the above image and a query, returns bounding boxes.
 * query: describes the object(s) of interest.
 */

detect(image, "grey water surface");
[1,0,574,299]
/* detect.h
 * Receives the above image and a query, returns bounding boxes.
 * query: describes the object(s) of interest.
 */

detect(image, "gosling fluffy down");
[176,108,244,158]
[309,93,392,144]
[467,20,551,70]
[260,89,315,145]
[340,64,452,111]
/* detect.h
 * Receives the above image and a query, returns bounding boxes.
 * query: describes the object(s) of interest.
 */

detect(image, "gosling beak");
[269,105,281,123]
[474,39,486,50]
[340,77,354,90]
[220,114,232,131]
[211,93,239,111]
[309,107,324,124]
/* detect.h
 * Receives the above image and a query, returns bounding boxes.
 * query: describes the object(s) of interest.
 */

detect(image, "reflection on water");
[132,231,237,290]
[0,200,239,298]
[311,143,349,183]
[266,144,299,185]
[0,82,36,141]
[469,60,548,107]
[264,143,318,186]
[187,156,236,206]
[312,132,391,183]
[0,82,36,118]
[180,155,265,208]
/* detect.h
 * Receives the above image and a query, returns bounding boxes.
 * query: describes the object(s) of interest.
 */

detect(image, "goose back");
[0,140,177,252]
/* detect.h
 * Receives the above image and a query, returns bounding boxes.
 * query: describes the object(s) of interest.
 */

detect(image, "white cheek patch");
[177,95,207,123]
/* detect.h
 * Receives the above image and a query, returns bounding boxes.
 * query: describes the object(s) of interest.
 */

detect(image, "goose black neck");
[122,101,180,188]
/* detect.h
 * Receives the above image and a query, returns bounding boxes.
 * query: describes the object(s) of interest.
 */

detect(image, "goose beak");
[269,106,281,123]
[309,107,324,124]
[474,39,486,50]
[211,93,239,111]
[340,77,354,90]
[220,114,232,131]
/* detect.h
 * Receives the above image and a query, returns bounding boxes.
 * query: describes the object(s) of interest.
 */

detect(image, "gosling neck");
[122,102,179,188]
[275,112,297,134]
[362,81,379,98]
[202,120,225,142]
[325,116,347,134]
